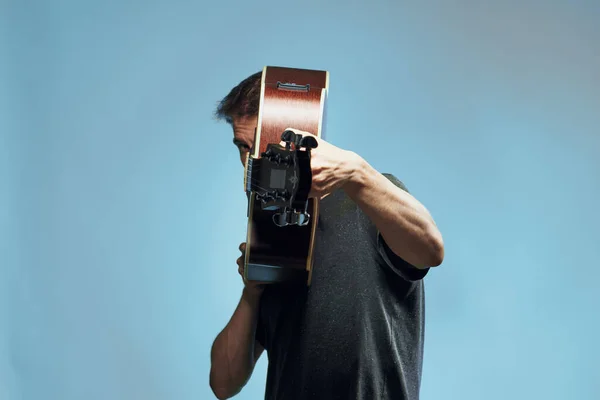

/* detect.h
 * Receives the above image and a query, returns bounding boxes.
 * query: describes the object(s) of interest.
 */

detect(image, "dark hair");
[214,71,262,124]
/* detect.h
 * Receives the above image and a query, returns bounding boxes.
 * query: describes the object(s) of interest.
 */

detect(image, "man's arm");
[209,288,264,399]
[280,127,444,269]
[343,154,444,269]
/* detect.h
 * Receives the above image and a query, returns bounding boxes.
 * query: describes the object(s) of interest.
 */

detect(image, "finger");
[239,242,246,252]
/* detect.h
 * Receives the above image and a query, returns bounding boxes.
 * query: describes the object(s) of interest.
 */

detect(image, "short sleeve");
[376,173,429,282]
[255,299,268,350]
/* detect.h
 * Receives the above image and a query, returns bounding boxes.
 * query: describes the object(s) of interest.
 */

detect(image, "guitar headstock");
[245,130,317,227]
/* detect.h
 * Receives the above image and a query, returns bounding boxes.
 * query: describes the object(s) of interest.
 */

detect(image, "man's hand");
[283,128,360,199]
[237,242,266,298]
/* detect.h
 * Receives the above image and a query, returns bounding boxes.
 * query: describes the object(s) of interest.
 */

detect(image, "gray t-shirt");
[256,174,429,400]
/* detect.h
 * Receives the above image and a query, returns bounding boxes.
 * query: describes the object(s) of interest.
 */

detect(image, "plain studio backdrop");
[2,0,599,399]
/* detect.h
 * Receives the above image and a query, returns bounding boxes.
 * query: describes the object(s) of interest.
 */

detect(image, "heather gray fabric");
[255,174,428,400]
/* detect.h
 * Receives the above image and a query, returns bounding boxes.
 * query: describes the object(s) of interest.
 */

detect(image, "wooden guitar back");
[244,66,329,286]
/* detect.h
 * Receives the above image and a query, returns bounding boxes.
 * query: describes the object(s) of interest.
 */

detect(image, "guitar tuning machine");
[280,130,319,151]
[262,148,292,166]
[272,208,311,227]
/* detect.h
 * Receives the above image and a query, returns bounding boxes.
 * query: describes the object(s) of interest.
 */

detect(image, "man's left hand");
[283,128,361,199]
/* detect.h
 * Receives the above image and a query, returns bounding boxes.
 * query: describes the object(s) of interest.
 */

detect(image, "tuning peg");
[281,130,296,143]
[299,136,318,150]
[272,211,289,227]
[292,211,310,226]
[272,209,310,227]
[261,148,273,158]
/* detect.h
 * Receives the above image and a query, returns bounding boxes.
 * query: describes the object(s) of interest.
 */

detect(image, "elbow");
[209,378,227,400]
[210,371,238,400]
[211,390,228,400]
[426,229,444,268]
[212,391,231,400]
[412,228,444,269]
[210,382,235,400]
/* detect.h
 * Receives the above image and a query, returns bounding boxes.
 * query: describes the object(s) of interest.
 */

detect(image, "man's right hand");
[237,242,266,297]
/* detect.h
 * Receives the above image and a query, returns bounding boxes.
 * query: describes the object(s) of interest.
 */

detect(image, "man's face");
[232,115,258,166]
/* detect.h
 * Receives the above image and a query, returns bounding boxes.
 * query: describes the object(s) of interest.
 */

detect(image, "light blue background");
[2,1,599,399]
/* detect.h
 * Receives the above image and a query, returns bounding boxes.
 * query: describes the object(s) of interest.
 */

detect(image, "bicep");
[375,173,429,281]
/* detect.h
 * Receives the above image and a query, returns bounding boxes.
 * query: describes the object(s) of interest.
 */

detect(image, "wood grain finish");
[244,66,329,285]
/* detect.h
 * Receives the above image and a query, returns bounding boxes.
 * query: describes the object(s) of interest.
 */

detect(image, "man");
[209,71,444,400]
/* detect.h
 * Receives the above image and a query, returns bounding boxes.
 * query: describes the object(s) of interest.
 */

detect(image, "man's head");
[214,71,262,165]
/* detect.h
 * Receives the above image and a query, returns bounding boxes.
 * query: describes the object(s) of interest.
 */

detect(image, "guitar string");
[245,165,294,190]
[246,165,304,190]
[245,166,302,196]
[244,165,272,193]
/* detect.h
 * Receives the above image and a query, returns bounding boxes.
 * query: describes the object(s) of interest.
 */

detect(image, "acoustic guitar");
[243,66,329,286]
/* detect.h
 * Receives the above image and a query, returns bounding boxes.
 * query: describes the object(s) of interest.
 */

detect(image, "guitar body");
[243,66,329,286]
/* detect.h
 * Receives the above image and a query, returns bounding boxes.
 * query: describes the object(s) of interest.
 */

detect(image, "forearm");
[343,155,444,269]
[210,288,263,399]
